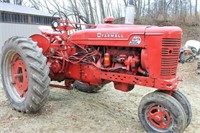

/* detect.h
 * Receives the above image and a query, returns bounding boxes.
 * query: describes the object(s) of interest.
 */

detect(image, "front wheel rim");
[145,104,173,131]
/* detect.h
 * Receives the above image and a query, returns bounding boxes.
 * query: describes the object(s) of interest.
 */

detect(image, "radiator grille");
[161,67,177,76]
[161,38,181,76]
[162,38,180,47]
[162,48,180,56]
[161,58,178,66]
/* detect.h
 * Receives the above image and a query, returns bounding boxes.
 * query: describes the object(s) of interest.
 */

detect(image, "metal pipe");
[125,0,135,24]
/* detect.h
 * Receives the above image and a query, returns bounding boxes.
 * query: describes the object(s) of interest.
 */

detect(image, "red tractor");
[1,13,191,132]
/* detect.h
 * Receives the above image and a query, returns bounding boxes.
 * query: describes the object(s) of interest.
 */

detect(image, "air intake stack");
[125,0,135,24]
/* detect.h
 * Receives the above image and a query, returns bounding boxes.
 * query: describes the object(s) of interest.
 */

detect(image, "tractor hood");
[69,24,182,47]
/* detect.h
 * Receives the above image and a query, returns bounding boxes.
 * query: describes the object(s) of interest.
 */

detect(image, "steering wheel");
[51,11,90,30]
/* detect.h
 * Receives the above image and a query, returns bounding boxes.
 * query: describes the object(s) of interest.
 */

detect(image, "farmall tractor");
[1,12,191,132]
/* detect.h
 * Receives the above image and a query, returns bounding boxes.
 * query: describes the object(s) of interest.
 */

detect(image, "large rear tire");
[1,37,50,113]
[138,91,187,133]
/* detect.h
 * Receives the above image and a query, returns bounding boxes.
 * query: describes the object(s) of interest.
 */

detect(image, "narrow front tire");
[138,91,187,133]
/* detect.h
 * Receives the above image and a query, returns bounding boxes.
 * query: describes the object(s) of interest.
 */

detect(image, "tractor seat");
[38,26,61,36]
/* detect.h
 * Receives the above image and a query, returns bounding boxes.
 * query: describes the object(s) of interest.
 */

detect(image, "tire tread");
[1,36,50,113]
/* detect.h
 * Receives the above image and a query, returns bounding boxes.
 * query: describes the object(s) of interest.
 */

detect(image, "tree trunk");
[3,0,10,3]
[124,0,128,7]
[189,0,192,16]
[163,0,167,20]
[88,0,95,24]
[99,0,106,21]
[142,0,145,16]
[195,0,198,20]
[139,0,142,17]
[174,0,179,17]
[148,0,150,13]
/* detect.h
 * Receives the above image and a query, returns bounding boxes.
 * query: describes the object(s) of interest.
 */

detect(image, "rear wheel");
[138,91,187,133]
[73,81,102,93]
[1,37,50,113]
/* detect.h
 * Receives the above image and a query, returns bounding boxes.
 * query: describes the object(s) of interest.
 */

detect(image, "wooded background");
[1,0,200,25]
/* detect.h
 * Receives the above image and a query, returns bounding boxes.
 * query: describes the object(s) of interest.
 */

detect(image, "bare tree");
[88,0,95,24]
[195,0,198,19]
[124,0,128,7]
[189,0,192,16]
[79,0,90,23]
[105,0,112,16]
[94,0,100,23]
[28,0,44,10]
[99,0,106,20]
[2,0,10,2]
[142,0,146,16]
[43,0,53,13]
[12,0,199,25]
[148,0,151,13]
[13,0,23,5]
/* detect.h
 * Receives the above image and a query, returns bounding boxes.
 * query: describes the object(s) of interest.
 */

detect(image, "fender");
[30,34,50,54]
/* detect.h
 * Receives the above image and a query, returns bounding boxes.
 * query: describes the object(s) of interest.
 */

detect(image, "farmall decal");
[97,33,123,38]
[129,35,141,45]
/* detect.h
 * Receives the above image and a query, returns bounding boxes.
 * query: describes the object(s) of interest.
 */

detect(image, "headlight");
[51,21,59,29]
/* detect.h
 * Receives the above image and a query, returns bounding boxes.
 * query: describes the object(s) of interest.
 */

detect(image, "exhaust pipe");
[125,0,135,24]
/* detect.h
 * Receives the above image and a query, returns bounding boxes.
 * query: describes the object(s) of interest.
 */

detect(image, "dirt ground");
[0,60,200,133]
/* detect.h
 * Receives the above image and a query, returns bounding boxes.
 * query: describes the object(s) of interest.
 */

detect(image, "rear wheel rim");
[3,51,28,102]
[11,54,28,97]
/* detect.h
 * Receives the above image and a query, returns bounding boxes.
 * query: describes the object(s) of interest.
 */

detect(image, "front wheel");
[138,91,187,133]
[155,90,192,128]
[1,37,50,113]
[172,91,192,128]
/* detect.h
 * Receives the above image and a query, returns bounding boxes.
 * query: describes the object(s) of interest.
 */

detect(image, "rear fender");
[30,34,50,54]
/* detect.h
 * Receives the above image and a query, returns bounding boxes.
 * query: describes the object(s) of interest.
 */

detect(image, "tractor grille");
[161,38,181,76]
[161,58,178,66]
[162,48,180,56]
[160,67,177,76]
[162,38,180,47]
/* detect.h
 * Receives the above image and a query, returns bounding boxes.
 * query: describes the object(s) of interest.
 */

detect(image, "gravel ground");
[0,61,200,133]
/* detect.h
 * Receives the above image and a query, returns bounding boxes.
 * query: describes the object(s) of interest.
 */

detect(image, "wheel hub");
[11,54,28,97]
[148,106,171,129]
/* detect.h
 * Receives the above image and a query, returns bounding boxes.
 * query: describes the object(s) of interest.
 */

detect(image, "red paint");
[148,106,171,129]
[30,18,182,92]
[114,82,134,92]
[30,34,50,54]
[104,17,115,24]
[11,54,28,97]
[50,60,62,74]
